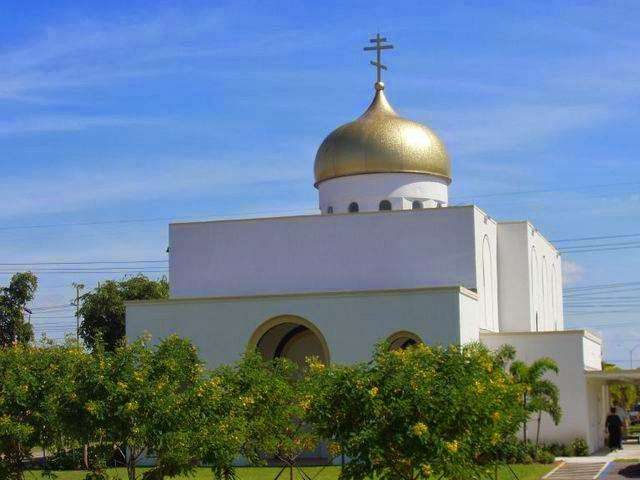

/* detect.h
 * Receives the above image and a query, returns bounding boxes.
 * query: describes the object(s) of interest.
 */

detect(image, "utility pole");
[630,344,640,369]
[72,283,84,342]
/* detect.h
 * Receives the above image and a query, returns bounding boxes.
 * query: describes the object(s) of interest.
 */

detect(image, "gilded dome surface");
[314,83,451,186]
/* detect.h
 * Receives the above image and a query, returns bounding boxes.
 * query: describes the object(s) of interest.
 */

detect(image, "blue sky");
[0,0,638,365]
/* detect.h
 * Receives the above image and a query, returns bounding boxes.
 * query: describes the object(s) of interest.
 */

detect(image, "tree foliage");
[0,334,563,480]
[509,357,561,445]
[214,351,318,474]
[78,275,169,351]
[0,272,38,347]
[0,341,83,479]
[604,363,638,410]
[307,342,527,480]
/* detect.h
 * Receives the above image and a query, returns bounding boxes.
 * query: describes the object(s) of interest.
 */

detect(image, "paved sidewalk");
[558,443,640,464]
[546,443,640,479]
[544,462,607,479]
[599,461,640,479]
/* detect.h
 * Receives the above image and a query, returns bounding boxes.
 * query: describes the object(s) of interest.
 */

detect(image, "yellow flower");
[369,386,379,397]
[491,411,501,422]
[241,396,254,407]
[299,396,312,411]
[474,380,485,394]
[328,442,341,456]
[445,440,458,453]
[420,464,432,477]
[491,432,501,445]
[411,422,428,437]
[308,359,325,371]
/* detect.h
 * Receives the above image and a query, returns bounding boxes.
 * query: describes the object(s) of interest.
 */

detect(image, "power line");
[564,288,640,298]
[0,207,318,232]
[30,304,73,310]
[0,180,636,233]
[0,269,167,275]
[0,260,167,266]
[0,266,168,272]
[560,245,640,254]
[565,281,640,292]
[552,233,640,243]
[453,181,640,201]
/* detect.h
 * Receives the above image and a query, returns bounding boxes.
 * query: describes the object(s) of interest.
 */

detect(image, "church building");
[127,36,614,453]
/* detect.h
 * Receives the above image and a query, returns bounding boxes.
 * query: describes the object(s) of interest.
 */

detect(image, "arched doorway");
[249,315,330,368]
[387,331,422,350]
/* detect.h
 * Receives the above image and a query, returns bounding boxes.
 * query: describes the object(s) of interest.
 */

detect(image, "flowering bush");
[208,351,319,477]
[307,342,526,480]
[0,341,84,479]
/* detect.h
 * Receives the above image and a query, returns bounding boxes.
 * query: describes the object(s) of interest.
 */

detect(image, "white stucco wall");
[127,286,478,367]
[496,223,531,332]
[317,173,449,213]
[481,330,603,451]
[474,209,499,332]
[169,206,483,299]
[496,222,563,333]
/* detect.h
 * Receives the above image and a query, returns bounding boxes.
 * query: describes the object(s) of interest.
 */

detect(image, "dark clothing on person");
[606,413,623,450]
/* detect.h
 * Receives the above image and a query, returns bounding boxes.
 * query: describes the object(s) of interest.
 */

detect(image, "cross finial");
[363,33,394,87]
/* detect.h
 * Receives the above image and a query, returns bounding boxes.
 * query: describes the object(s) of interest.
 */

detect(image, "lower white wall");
[480,330,603,451]
[126,286,477,367]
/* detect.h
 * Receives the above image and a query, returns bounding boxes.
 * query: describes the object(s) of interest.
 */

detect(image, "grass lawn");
[25,464,556,480]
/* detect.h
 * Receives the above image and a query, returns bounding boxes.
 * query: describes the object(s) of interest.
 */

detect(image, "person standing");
[606,406,623,451]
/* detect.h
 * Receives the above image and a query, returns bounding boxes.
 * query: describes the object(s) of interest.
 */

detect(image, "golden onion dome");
[314,82,451,187]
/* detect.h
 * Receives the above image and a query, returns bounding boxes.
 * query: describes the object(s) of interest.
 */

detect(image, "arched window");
[412,200,423,210]
[387,331,422,350]
[379,200,392,211]
[327,206,333,214]
[348,202,359,213]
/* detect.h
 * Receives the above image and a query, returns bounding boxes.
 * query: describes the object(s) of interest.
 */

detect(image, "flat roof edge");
[169,205,478,227]
[480,329,602,343]
[126,284,479,306]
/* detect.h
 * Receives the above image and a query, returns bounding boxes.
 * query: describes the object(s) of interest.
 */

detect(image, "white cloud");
[409,103,615,158]
[562,260,585,286]
[0,155,310,219]
[0,115,157,136]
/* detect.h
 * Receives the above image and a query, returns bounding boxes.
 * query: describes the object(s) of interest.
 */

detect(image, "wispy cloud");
[562,260,585,286]
[0,115,157,136]
[410,103,616,158]
[0,155,310,219]
[0,11,227,102]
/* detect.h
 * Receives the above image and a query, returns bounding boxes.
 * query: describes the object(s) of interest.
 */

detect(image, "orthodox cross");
[363,33,394,83]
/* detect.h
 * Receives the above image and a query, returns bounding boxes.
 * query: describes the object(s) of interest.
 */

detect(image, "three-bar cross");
[363,33,394,83]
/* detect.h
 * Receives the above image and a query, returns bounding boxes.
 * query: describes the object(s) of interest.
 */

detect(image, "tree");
[74,335,211,480]
[0,272,37,347]
[78,275,169,351]
[213,351,319,480]
[307,342,526,480]
[140,335,208,480]
[509,358,561,444]
[604,363,638,411]
[0,341,82,479]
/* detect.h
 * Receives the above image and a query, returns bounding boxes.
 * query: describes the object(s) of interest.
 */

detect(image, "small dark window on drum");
[327,206,333,214]
[379,200,392,211]
[348,202,359,213]
[412,200,423,210]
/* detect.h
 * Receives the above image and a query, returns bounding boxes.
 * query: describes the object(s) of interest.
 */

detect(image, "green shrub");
[307,342,527,480]
[570,438,589,456]
[535,450,556,464]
